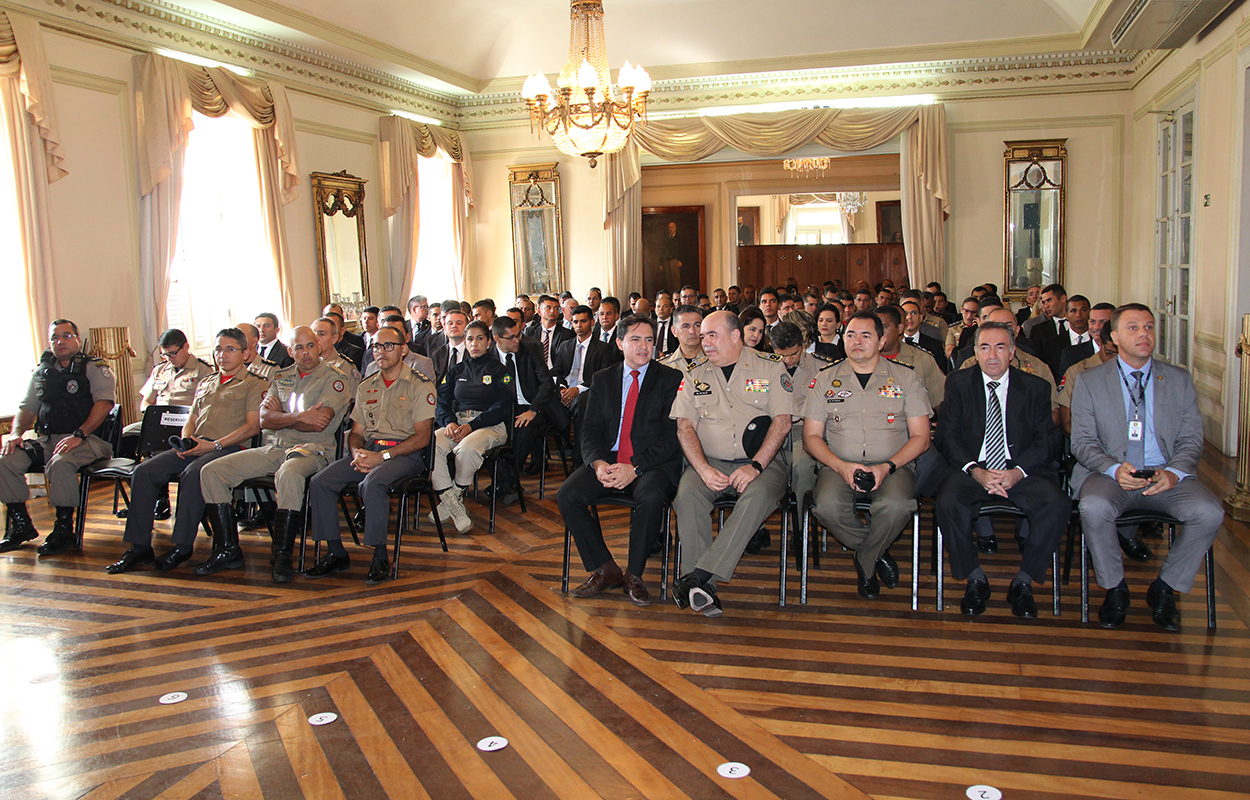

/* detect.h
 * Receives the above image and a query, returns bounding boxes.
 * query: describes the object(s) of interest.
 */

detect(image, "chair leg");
[392,493,405,581]
[779,501,789,608]
[659,505,671,601]
[936,525,945,612]
[800,499,810,605]
[561,524,572,593]
[489,460,499,535]
[1051,551,1061,616]
[911,510,920,612]
[1062,512,1077,584]
[75,473,91,549]
[1205,547,1217,630]
[426,491,448,550]
[1080,525,1090,624]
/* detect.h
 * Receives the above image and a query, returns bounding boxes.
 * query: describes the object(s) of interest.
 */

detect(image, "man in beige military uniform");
[305,326,438,584]
[960,307,1058,424]
[659,304,704,368]
[769,321,835,512]
[804,311,932,599]
[877,305,946,411]
[311,316,362,391]
[1059,322,1117,435]
[945,297,981,360]
[671,311,795,617]
[198,327,354,583]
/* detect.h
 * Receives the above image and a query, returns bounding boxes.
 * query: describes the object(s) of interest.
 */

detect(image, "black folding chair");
[800,490,921,609]
[561,485,675,601]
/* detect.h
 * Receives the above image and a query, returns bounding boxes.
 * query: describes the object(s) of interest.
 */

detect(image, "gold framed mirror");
[1003,139,1066,301]
[311,170,370,324]
[509,163,564,295]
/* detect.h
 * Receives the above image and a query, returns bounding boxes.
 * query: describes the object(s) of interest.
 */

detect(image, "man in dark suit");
[652,291,680,358]
[1056,300,1113,379]
[407,295,432,344]
[1025,283,1067,363]
[523,294,574,370]
[1070,303,1224,632]
[425,302,469,384]
[900,299,948,373]
[934,321,1067,618]
[253,313,294,368]
[490,316,565,502]
[553,305,620,423]
[556,315,682,605]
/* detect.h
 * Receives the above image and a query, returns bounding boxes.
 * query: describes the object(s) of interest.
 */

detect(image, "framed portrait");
[642,206,706,298]
[876,200,903,245]
[736,206,760,246]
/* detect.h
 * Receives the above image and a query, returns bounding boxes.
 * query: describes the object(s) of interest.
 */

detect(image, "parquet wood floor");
[2,447,1248,799]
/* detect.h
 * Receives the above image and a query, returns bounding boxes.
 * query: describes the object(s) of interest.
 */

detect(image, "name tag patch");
[693,380,711,396]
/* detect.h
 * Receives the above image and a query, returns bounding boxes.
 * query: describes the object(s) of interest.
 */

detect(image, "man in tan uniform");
[804,311,932,599]
[311,316,363,389]
[671,311,795,617]
[877,305,945,411]
[1059,322,1117,435]
[198,327,354,583]
[305,326,437,584]
[659,304,704,368]
[945,297,981,359]
[769,321,835,514]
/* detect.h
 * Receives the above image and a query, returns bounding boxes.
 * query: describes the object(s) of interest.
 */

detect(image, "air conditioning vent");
[1110,0,1237,49]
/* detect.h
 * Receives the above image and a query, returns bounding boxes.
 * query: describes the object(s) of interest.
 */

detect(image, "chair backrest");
[335,402,355,461]
[98,405,124,455]
[136,404,192,457]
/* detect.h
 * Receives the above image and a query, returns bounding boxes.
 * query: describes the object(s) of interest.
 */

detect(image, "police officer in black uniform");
[0,320,116,555]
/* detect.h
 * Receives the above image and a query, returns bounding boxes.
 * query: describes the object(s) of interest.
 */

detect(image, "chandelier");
[783,157,830,178]
[835,191,866,215]
[521,0,650,169]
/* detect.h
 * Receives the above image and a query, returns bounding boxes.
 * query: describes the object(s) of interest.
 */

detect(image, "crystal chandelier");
[783,157,830,178]
[521,0,650,168]
[835,191,866,215]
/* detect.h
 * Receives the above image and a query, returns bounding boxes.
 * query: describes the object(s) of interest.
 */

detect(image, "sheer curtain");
[378,115,472,302]
[605,141,642,297]
[135,53,300,351]
[0,11,65,360]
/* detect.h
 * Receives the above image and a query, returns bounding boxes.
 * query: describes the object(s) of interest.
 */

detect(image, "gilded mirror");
[509,163,564,295]
[311,170,369,323]
[1004,139,1066,300]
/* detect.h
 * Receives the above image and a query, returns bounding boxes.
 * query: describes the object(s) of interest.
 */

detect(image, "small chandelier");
[783,157,830,178]
[521,0,650,168]
[836,191,866,215]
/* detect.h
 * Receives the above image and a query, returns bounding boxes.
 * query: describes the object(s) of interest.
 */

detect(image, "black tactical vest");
[33,351,95,435]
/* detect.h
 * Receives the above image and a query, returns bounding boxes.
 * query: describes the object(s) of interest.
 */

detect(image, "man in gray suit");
[1070,303,1223,631]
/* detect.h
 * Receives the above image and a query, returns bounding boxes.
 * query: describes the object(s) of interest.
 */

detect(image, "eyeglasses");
[159,349,182,360]
[49,332,79,343]
[497,333,520,341]
[370,342,401,352]
[213,346,242,355]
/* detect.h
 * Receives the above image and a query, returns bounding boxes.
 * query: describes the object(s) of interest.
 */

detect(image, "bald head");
[290,326,319,371]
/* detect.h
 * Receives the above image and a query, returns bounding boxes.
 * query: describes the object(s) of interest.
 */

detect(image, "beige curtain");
[0,11,63,358]
[628,105,949,284]
[378,114,470,300]
[135,53,301,348]
[604,141,642,297]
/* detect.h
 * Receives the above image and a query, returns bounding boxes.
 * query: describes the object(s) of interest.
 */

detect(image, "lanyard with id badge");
[1117,361,1150,443]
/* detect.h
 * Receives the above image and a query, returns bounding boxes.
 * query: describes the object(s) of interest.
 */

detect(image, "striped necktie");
[984,381,1007,470]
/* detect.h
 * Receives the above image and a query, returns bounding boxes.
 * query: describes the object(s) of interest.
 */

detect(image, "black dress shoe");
[1098,585,1130,629]
[153,545,194,571]
[0,523,38,552]
[875,550,899,589]
[855,561,880,600]
[744,527,770,556]
[688,582,723,617]
[1118,533,1153,562]
[304,552,351,578]
[975,536,998,554]
[105,547,155,574]
[191,547,245,576]
[1146,584,1181,632]
[498,488,521,506]
[672,574,700,610]
[153,496,172,521]
[1006,582,1038,618]
[960,579,991,615]
[365,557,391,585]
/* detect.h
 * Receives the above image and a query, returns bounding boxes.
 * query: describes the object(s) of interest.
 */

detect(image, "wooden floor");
[2,448,1249,800]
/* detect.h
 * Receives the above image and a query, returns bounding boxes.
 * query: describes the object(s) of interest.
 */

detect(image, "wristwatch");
[749,459,764,472]
[214,440,223,451]
[885,460,897,474]
[382,451,392,461]
[72,428,86,440]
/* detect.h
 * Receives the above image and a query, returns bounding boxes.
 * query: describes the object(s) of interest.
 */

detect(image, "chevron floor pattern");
[2,447,1248,799]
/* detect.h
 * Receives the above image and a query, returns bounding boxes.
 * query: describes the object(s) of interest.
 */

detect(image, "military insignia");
[66,380,79,394]
[780,374,793,392]
[1023,362,1036,374]
[687,356,708,371]
[482,375,492,385]
[886,377,895,385]
[414,369,432,383]
[332,380,344,393]
[745,379,770,392]
[879,385,903,399]
[502,375,512,384]
[427,393,436,405]
[887,413,896,424]
[693,380,711,396]
[760,352,782,361]
[808,378,818,389]
[1157,374,1163,381]
[825,389,837,398]
[678,379,685,391]
[833,416,841,423]
[100,366,113,378]
[365,399,378,405]
[812,352,833,363]
[836,390,852,398]
[832,380,842,387]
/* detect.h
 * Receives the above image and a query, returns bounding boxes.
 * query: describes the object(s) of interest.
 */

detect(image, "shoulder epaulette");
[194,356,212,369]
[818,358,846,372]
[321,359,347,377]
[811,352,834,363]
[412,368,433,383]
[686,356,708,371]
[891,359,916,370]
[756,351,783,361]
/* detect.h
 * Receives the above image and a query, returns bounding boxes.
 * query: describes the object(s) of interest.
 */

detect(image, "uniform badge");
[501,375,512,384]
[678,379,685,391]
[693,380,711,396]
[66,380,79,394]
[879,385,903,399]
[332,380,344,393]
[745,378,770,392]
[887,413,896,424]
[832,380,842,387]
[427,393,436,405]
[780,374,793,393]
[482,375,492,385]
[808,378,818,389]
[1023,361,1036,374]
[836,390,852,398]
[100,366,113,378]
[826,389,842,403]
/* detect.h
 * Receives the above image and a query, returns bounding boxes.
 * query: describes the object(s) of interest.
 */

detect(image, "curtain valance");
[0,11,65,182]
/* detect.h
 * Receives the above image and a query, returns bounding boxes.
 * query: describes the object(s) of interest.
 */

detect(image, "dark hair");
[1092,302,1116,312]
[558,291,573,300]
[855,289,872,299]
[933,291,947,302]
[738,305,766,329]
[572,304,593,319]
[1067,294,1090,307]
[383,314,405,325]
[314,315,339,332]
[845,310,885,338]
[983,282,998,295]
[491,316,519,337]
[158,328,188,349]
[215,327,247,349]
[380,305,402,315]
[506,307,523,316]
[627,292,641,303]
[375,325,406,344]
[697,293,709,302]
[875,304,903,327]
[588,286,602,295]
[758,287,779,302]
[51,318,78,335]
[655,290,673,300]
[926,281,943,292]
[254,312,279,327]
[465,320,490,337]
[816,302,841,321]
[680,285,697,293]
[1111,303,1154,331]
[1100,319,1115,345]
[616,314,657,343]
[974,320,1016,347]
[673,304,703,322]
[978,295,1003,311]
[473,298,496,312]
[770,321,803,351]
[362,306,380,315]
[537,294,558,307]
[600,296,621,314]
[324,310,345,326]
[441,301,468,319]
[1042,283,1066,297]
[728,284,741,292]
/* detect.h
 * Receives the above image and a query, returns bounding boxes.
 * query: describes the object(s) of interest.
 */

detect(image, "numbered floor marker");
[717,762,751,779]
[158,692,188,705]
[308,712,338,726]
[29,673,58,684]
[477,736,509,752]
[966,785,1003,800]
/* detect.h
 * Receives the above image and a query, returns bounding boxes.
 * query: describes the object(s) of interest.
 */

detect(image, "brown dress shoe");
[623,572,651,606]
[572,564,624,598]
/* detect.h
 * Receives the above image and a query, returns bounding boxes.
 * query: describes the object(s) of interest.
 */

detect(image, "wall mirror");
[1004,139,1066,300]
[509,163,564,295]
[311,170,369,324]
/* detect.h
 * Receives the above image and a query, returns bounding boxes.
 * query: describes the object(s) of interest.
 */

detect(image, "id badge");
[1128,420,1143,441]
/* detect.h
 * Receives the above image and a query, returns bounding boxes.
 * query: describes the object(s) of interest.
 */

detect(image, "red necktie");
[617,369,640,464]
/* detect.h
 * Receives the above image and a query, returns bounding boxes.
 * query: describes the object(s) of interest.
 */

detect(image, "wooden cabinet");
[737,244,907,291]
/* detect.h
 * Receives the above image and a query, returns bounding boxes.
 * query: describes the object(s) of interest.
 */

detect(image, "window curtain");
[604,141,642,297]
[135,53,300,351]
[615,105,949,285]
[0,11,65,357]
[378,114,472,302]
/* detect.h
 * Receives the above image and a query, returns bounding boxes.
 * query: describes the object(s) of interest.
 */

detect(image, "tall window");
[789,204,848,245]
[0,92,37,411]
[407,150,460,303]
[166,111,283,353]
[1155,100,1196,369]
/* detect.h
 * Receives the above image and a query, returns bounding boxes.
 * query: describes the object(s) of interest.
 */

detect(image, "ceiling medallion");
[521,0,650,168]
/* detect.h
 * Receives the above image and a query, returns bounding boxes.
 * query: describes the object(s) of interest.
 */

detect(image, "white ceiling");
[178,0,1112,94]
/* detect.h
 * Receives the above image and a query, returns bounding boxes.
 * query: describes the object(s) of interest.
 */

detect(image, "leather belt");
[372,439,401,447]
